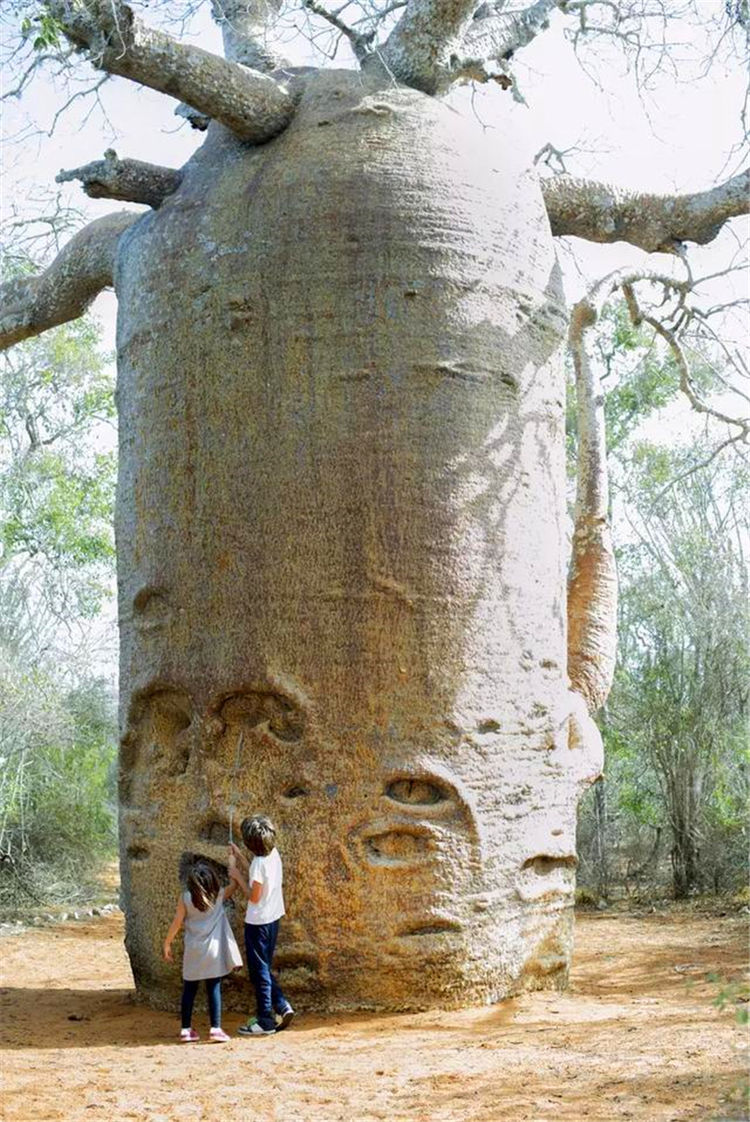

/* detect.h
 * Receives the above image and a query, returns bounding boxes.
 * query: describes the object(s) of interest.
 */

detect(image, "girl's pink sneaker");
[179,1028,199,1043]
[209,1028,230,1043]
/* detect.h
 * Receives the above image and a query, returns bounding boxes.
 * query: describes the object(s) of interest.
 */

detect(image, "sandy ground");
[1,908,747,1122]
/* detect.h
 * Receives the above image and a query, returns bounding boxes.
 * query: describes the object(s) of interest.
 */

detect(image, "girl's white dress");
[182,888,242,981]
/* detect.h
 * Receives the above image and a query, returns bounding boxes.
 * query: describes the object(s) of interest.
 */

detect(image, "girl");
[163,858,243,1042]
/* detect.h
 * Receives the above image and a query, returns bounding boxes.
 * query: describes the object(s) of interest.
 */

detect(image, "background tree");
[0,243,118,908]
[0,0,747,1011]
[573,307,749,901]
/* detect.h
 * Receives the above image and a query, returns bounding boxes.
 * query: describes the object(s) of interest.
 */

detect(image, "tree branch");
[49,0,296,144]
[543,169,750,254]
[623,285,750,438]
[302,0,374,61]
[377,0,480,92]
[0,213,137,352]
[210,0,289,72]
[56,150,182,209]
[453,0,558,81]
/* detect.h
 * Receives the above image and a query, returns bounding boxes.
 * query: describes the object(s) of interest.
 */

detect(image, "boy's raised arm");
[228,842,249,876]
[228,852,250,897]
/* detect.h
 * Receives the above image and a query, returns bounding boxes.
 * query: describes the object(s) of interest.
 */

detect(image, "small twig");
[301,0,373,58]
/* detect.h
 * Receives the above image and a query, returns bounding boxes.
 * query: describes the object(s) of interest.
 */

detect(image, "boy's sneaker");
[275,1005,296,1031]
[209,1028,231,1043]
[179,1028,199,1043]
[237,1017,276,1037]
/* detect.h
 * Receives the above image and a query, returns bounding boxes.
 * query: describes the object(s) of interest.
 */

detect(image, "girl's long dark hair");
[186,859,221,912]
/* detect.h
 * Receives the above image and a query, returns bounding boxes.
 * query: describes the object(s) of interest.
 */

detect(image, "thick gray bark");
[455,0,557,78]
[543,170,750,253]
[210,0,288,72]
[379,0,559,90]
[56,150,182,209]
[0,212,138,351]
[378,0,479,92]
[49,0,296,143]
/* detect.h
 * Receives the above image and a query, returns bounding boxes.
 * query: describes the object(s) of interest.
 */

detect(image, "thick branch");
[56,150,182,209]
[210,0,289,71]
[567,288,618,714]
[454,0,557,80]
[378,0,479,92]
[543,170,750,253]
[0,213,137,352]
[49,0,296,144]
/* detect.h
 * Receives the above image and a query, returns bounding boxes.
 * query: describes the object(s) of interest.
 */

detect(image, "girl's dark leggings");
[181,977,222,1029]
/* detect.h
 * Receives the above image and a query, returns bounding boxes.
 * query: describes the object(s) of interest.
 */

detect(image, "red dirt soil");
[1,908,747,1122]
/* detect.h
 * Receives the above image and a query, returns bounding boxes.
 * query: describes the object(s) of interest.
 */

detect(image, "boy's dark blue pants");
[244,920,289,1031]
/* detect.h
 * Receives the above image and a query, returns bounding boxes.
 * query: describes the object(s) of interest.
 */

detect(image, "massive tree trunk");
[115,70,599,1010]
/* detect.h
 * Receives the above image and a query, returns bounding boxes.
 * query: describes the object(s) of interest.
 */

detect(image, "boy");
[228,814,295,1036]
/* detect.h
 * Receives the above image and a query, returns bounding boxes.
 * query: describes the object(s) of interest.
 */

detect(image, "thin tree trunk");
[592,777,609,900]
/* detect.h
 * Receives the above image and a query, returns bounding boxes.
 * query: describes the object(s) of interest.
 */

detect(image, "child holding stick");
[228,814,295,1036]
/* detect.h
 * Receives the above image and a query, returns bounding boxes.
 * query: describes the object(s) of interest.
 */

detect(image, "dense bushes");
[0,652,118,910]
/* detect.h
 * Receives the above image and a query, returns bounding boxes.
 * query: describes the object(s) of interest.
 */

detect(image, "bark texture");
[456,0,557,76]
[56,150,182,209]
[378,0,478,92]
[50,0,296,143]
[567,300,617,714]
[0,212,137,350]
[542,170,750,253]
[115,70,601,1012]
[210,0,288,71]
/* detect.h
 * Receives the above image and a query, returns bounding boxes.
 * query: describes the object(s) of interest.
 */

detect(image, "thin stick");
[227,730,245,847]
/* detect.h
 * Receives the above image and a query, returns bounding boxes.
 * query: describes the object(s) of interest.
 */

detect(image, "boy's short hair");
[241,814,276,857]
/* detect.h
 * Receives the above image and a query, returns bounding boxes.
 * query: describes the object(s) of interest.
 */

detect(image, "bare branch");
[210,0,289,71]
[48,0,297,144]
[377,0,480,92]
[543,169,750,254]
[56,149,182,209]
[625,290,750,438]
[652,432,749,504]
[452,0,558,82]
[302,0,373,59]
[567,284,618,715]
[0,213,137,352]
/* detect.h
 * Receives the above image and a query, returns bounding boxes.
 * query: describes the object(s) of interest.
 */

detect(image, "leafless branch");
[48,0,298,143]
[210,0,290,71]
[0,212,138,351]
[302,0,374,59]
[543,169,750,253]
[56,149,183,208]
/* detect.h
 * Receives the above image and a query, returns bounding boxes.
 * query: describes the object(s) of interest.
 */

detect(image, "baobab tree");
[1,0,747,1011]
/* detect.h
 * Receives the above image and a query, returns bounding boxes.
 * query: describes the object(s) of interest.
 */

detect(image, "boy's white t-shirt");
[245,847,285,925]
